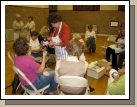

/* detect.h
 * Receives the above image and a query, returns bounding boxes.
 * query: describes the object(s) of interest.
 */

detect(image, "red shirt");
[50,22,72,47]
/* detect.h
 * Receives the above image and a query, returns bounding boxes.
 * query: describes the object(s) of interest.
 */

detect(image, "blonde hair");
[39,26,50,35]
[16,14,21,18]
[19,30,30,38]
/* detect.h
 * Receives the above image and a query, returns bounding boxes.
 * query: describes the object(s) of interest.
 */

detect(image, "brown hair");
[13,37,29,56]
[66,39,83,56]
[28,16,34,21]
[47,12,62,24]
[88,25,93,30]
[31,30,39,37]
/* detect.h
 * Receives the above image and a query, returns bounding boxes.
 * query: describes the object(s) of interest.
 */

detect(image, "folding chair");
[12,66,50,95]
[7,51,14,63]
[100,36,116,58]
[7,51,21,92]
[57,76,90,95]
[73,33,81,39]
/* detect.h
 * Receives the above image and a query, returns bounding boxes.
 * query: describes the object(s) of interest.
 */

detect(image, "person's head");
[39,26,50,37]
[13,37,29,56]
[47,12,62,28]
[120,23,125,27]
[88,25,93,32]
[30,31,39,41]
[28,16,34,22]
[66,39,83,57]
[15,14,21,22]
[19,30,31,43]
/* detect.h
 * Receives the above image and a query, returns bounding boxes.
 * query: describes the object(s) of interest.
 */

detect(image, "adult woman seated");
[105,28,125,67]
[106,68,125,95]
[13,37,58,95]
[115,23,125,42]
[54,39,89,95]
[29,31,43,58]
[85,24,96,54]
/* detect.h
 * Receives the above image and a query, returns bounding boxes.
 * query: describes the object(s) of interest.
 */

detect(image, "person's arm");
[54,60,60,83]
[24,22,29,29]
[93,31,96,39]
[112,75,120,83]
[36,50,47,74]
[30,46,42,53]
[13,21,22,31]
[28,21,35,30]
[85,31,88,40]
[108,74,125,95]
[118,68,125,75]
[49,27,71,47]
[58,26,71,47]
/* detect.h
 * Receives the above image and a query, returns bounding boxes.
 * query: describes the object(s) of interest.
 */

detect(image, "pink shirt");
[14,55,39,86]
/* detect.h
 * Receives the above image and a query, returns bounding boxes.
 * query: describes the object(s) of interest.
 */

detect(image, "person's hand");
[38,47,42,51]
[90,36,93,38]
[118,68,125,75]
[43,71,50,76]
[43,41,49,46]
[79,39,85,45]
[48,42,55,46]
[43,47,47,51]
[113,75,120,82]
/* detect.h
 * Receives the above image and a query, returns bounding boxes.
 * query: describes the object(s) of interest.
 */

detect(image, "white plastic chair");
[58,76,90,95]
[100,36,116,58]
[73,33,81,39]
[12,66,50,95]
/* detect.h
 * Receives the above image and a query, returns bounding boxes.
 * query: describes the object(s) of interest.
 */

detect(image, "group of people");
[13,14,35,41]
[105,24,125,95]
[12,12,125,95]
[13,12,92,95]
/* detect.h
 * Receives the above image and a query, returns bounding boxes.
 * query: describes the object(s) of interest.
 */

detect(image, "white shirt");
[25,21,35,32]
[29,38,40,51]
[85,30,96,40]
[13,20,24,33]
[109,38,125,53]
[54,56,88,83]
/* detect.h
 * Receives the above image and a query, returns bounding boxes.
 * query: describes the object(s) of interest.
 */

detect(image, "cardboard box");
[87,60,109,79]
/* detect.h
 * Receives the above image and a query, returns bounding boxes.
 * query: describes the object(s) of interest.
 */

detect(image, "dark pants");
[105,47,118,66]
[118,51,125,69]
[86,38,96,53]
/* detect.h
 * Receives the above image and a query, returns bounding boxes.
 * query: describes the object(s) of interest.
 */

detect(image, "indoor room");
[5,4,125,96]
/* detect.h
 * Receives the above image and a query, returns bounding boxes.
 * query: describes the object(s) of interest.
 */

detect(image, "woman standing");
[24,16,35,33]
[13,14,24,41]
[47,12,72,61]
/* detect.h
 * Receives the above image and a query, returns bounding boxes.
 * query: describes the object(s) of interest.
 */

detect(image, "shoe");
[43,88,50,95]
[89,86,94,92]
[21,90,25,95]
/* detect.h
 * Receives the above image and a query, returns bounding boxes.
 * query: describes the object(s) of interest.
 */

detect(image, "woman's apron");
[51,22,68,61]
